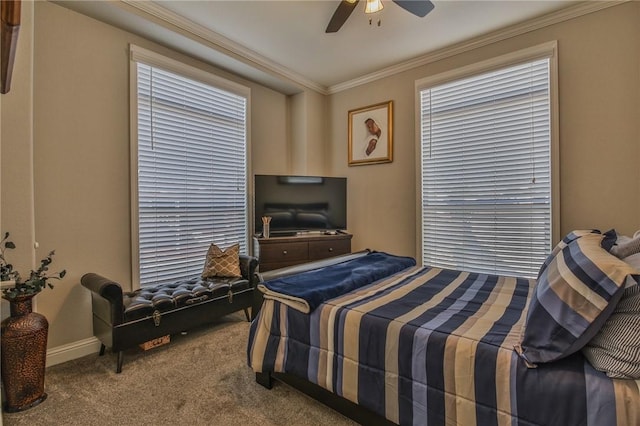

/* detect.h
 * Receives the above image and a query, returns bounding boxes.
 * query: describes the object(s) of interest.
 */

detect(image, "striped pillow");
[582,284,640,379]
[536,229,600,277]
[515,232,639,366]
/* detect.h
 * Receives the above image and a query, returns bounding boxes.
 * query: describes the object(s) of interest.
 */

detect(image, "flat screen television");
[254,174,347,236]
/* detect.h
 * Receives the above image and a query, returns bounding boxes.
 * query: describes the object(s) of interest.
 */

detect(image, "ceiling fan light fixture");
[365,0,384,14]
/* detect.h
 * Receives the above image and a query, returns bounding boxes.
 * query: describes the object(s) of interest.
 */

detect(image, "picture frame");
[348,100,393,166]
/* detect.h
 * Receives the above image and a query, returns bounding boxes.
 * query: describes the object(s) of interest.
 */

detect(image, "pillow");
[515,232,639,367]
[582,284,640,379]
[614,232,634,246]
[202,243,241,279]
[536,229,600,277]
[623,252,640,271]
[611,233,640,259]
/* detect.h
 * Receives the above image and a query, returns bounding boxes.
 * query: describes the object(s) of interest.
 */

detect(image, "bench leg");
[116,351,124,374]
[99,344,106,356]
[243,307,251,322]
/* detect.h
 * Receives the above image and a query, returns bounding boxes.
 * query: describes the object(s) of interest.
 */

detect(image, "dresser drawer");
[308,239,351,260]
[259,241,308,263]
[253,233,353,272]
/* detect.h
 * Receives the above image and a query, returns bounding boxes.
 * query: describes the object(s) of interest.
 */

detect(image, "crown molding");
[116,1,625,96]
[328,0,627,94]
[119,0,328,95]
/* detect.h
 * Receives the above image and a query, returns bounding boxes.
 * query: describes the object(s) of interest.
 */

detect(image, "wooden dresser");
[253,232,352,272]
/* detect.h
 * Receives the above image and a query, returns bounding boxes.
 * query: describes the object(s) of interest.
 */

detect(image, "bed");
[248,231,640,425]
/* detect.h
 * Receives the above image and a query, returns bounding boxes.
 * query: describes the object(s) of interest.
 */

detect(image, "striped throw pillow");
[515,232,639,366]
[536,229,600,277]
[582,284,640,379]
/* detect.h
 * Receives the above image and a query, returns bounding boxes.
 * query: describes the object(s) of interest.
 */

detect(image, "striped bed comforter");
[248,265,640,426]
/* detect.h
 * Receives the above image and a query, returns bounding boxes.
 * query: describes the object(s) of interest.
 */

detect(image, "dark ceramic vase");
[1,293,48,412]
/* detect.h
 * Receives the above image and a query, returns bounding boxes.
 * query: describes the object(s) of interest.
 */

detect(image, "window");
[130,46,250,287]
[417,43,558,278]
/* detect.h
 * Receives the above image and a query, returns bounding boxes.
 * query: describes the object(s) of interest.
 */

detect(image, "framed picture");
[348,100,393,166]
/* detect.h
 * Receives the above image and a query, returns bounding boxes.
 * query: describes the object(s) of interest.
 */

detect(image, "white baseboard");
[46,336,102,367]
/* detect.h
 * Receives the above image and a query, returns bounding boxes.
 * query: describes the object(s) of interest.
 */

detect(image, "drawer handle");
[282,250,288,255]
[328,247,333,252]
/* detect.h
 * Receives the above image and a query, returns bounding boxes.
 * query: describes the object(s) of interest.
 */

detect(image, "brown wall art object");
[1,0,21,94]
[348,100,394,166]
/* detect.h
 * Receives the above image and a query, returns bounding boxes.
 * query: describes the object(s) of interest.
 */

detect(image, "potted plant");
[1,232,66,413]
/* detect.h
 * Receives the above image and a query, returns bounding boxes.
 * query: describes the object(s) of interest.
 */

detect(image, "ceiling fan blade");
[326,0,360,33]
[393,0,434,18]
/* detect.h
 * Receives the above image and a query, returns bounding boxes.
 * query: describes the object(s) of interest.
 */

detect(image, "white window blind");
[420,58,551,278]
[135,62,248,287]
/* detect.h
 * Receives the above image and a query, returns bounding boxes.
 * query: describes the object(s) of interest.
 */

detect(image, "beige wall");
[1,0,36,320]
[27,2,290,349]
[2,1,638,358]
[330,2,640,257]
[290,91,329,176]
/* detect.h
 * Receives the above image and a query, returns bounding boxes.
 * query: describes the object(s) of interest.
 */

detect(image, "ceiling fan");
[326,0,435,33]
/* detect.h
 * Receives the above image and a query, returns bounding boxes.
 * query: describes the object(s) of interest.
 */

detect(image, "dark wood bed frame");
[253,250,397,425]
[256,371,396,426]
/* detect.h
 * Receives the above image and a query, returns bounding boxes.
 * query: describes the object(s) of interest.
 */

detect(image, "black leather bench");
[81,254,258,373]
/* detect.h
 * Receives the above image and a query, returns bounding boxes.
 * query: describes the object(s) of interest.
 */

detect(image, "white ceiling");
[56,0,601,94]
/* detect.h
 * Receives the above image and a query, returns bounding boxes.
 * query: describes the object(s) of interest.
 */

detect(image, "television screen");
[254,175,347,236]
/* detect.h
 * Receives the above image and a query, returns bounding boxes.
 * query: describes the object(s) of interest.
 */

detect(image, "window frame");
[129,44,252,289]
[414,41,560,275]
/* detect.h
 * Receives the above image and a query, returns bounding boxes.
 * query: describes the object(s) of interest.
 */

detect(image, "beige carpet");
[2,312,357,426]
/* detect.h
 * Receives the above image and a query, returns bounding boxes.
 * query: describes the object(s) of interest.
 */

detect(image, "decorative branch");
[1,232,67,300]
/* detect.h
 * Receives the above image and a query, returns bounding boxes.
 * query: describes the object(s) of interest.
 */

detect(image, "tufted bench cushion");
[123,276,250,322]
